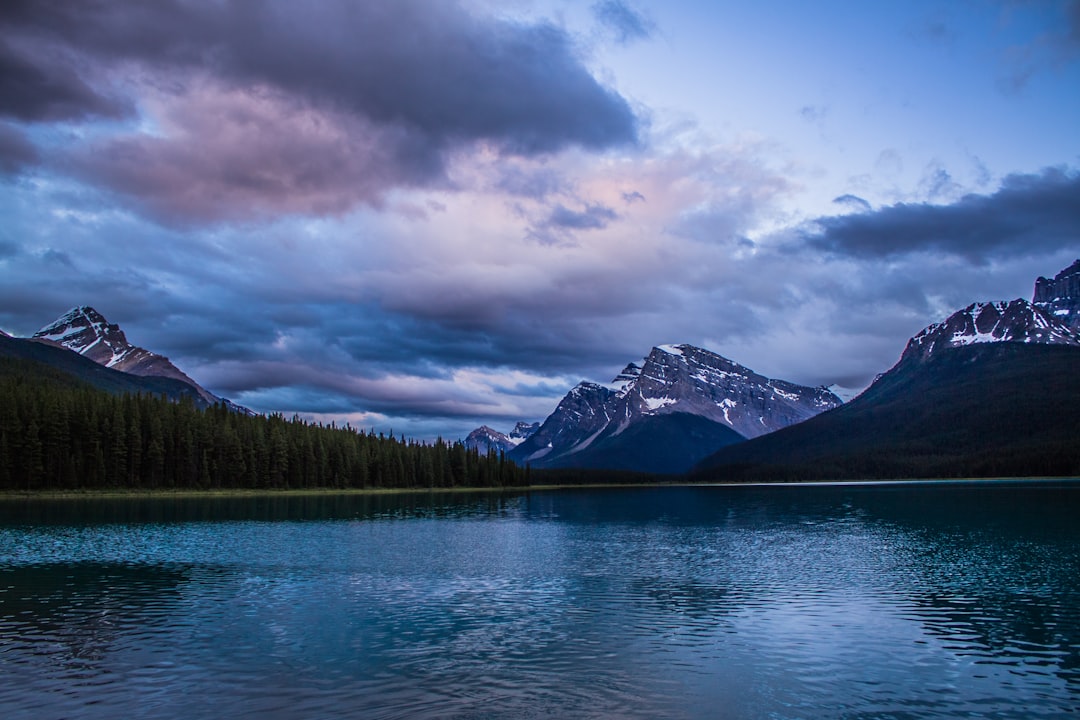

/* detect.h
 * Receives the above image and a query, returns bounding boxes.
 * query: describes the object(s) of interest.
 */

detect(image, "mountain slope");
[542,412,744,475]
[32,306,250,413]
[510,344,840,473]
[694,342,1080,481]
[0,334,215,406]
[619,345,840,439]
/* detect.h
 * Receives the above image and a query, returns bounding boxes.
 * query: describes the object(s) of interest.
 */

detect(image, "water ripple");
[1,483,1079,719]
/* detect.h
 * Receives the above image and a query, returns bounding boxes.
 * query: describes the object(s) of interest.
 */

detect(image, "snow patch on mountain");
[509,343,842,468]
[902,299,1080,362]
[464,421,540,454]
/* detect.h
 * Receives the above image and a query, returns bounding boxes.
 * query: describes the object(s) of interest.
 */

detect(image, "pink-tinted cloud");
[2,0,639,225]
[68,81,439,224]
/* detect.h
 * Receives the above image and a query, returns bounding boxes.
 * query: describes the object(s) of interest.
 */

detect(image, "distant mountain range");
[7,259,1080,480]
[468,259,1080,477]
[482,344,842,474]
[695,262,1080,481]
[1,306,250,413]
[464,422,540,454]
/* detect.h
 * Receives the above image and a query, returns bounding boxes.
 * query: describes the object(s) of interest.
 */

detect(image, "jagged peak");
[904,298,1079,362]
[611,362,641,383]
[569,380,612,394]
[1034,261,1080,301]
[36,305,110,333]
[509,421,540,439]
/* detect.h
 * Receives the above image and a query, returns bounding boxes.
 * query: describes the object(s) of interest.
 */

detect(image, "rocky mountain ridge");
[507,343,841,470]
[30,306,251,414]
[464,422,540,454]
[695,260,1080,480]
[901,299,1080,363]
[1033,258,1080,331]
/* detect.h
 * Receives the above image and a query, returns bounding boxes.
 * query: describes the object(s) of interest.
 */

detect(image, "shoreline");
[0,476,1076,500]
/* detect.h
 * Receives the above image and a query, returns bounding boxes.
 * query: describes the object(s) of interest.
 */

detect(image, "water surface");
[1,482,1078,718]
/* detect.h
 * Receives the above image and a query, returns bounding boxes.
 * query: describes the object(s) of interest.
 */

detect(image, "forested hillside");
[694,343,1080,482]
[0,357,528,491]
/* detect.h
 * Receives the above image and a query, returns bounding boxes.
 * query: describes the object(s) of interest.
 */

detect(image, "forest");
[0,357,531,492]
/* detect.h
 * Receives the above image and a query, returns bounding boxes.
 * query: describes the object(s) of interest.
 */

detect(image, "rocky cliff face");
[1034,259,1080,331]
[619,345,841,439]
[33,306,250,412]
[901,299,1080,363]
[512,382,618,463]
[510,344,841,468]
[509,421,540,443]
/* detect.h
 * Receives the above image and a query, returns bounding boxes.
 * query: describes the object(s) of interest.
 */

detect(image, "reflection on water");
[1,481,1078,719]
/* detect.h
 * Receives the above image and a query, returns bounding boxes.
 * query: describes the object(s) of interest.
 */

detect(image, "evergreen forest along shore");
[0,357,531,492]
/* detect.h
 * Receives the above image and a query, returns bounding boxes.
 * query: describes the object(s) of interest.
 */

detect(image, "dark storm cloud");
[0,122,38,174]
[1,0,638,152]
[0,38,129,122]
[806,167,1080,260]
[592,1,655,45]
[64,91,437,225]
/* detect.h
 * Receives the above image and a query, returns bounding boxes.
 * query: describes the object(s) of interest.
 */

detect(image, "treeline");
[0,357,530,491]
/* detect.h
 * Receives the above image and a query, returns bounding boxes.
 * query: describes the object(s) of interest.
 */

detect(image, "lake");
[1,481,1078,719]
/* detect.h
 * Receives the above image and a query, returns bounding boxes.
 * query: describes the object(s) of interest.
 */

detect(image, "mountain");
[0,333,216,406]
[464,422,540,454]
[901,299,1080,362]
[1034,258,1080,331]
[29,306,251,413]
[509,344,841,473]
[509,421,541,443]
[694,306,1080,481]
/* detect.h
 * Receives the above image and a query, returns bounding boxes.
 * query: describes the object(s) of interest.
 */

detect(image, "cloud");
[66,81,443,224]
[4,146,1075,440]
[997,0,1080,90]
[805,167,1080,261]
[592,1,655,45]
[799,105,827,123]
[0,37,129,122]
[1,0,639,224]
[832,194,871,213]
[548,203,618,230]
[0,122,37,174]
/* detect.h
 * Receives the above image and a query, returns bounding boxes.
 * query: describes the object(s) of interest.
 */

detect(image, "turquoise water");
[1,482,1078,718]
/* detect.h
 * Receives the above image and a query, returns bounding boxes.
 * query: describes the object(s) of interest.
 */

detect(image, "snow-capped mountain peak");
[509,422,540,442]
[509,343,842,468]
[902,299,1080,362]
[621,344,841,438]
[464,421,540,454]
[34,306,136,369]
[32,306,251,412]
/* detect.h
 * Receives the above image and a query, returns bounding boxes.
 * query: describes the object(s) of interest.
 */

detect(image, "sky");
[1,0,1079,441]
